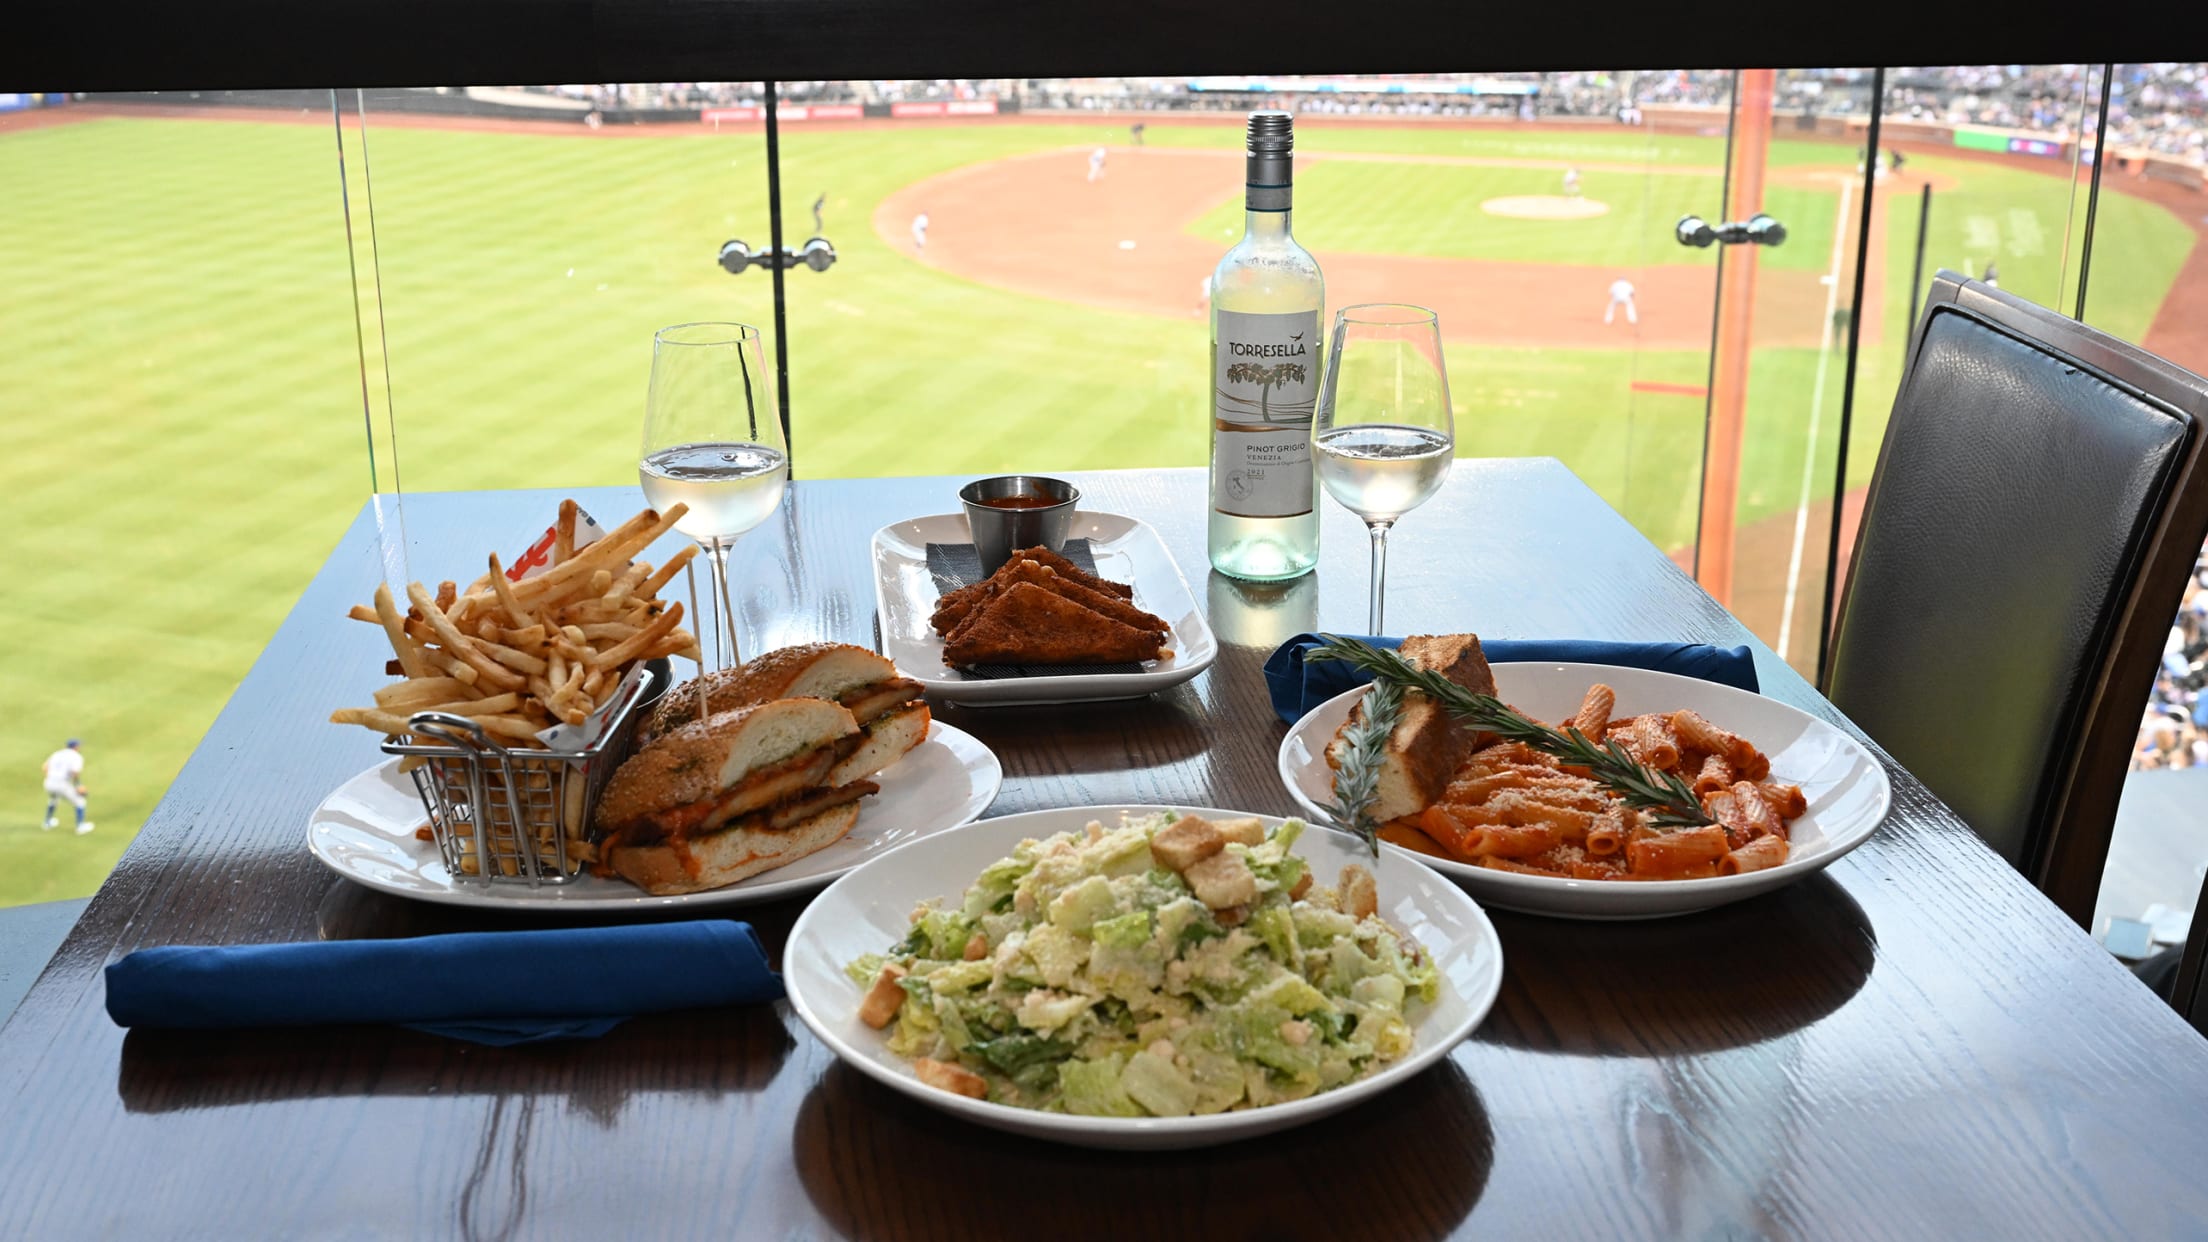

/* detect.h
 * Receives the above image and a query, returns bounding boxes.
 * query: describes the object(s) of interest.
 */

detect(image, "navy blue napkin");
[1264,633,1760,725]
[105,920,783,1046]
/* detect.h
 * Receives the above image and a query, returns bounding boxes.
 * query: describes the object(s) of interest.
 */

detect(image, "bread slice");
[941,582,1163,666]
[597,697,859,833]
[606,800,861,895]
[642,643,900,744]
[1324,634,1497,824]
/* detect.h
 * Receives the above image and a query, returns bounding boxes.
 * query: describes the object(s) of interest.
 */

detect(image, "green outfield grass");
[0,111,2193,906]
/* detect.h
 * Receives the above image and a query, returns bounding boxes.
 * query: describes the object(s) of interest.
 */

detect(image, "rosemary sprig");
[1319,673,1402,858]
[1305,634,1713,829]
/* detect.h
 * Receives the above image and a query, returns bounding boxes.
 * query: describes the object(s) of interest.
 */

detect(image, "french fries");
[330,501,704,750]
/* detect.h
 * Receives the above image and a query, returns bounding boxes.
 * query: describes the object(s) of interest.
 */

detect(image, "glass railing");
[1,92,366,901]
[6,68,2208,915]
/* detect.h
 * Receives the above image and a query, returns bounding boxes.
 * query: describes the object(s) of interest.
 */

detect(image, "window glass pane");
[1709,69,1871,677]
[769,76,1718,582]
[350,85,774,492]
[0,92,365,900]
[2089,64,2208,958]
[1829,66,2101,652]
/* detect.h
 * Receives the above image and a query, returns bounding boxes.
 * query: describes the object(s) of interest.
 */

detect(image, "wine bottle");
[1208,109,1324,582]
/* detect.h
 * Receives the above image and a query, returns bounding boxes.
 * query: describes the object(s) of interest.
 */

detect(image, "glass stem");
[1367,520,1392,634]
[706,539,741,669]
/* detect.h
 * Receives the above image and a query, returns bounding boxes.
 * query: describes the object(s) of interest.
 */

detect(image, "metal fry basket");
[381,662,664,886]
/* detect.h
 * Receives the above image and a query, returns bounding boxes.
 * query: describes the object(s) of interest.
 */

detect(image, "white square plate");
[871,511,1218,706]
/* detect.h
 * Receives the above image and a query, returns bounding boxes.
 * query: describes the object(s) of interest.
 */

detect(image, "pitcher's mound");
[1481,195,1611,220]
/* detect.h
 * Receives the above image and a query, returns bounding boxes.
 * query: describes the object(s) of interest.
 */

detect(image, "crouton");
[1211,816,1266,847]
[915,1058,988,1099]
[1340,865,1378,920]
[1289,869,1314,901]
[1151,815,1224,872]
[857,963,908,1029]
[962,931,990,961]
[1184,850,1258,910]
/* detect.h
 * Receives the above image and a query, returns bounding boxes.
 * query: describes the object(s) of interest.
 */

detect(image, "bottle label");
[1213,309,1320,518]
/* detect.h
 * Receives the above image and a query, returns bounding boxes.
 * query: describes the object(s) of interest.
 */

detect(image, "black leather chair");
[1826,272,2208,928]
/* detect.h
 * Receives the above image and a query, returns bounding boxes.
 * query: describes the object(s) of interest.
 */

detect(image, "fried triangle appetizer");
[930,545,1136,635]
[941,582,1165,667]
[1005,545,1133,600]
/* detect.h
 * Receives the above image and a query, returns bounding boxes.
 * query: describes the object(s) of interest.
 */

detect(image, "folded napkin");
[1264,633,1761,725]
[105,920,782,1046]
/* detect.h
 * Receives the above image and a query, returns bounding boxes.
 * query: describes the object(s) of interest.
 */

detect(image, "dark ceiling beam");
[6,0,2198,93]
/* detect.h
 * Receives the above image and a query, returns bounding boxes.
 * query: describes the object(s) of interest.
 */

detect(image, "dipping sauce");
[978,494,1067,510]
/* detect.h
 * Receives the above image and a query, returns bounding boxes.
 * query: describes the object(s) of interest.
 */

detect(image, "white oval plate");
[307,722,1002,910]
[1278,663,1893,920]
[871,511,1218,706]
[784,804,1504,1150]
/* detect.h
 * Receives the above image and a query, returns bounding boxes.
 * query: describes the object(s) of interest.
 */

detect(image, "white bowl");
[782,804,1504,1150]
[1278,663,1893,920]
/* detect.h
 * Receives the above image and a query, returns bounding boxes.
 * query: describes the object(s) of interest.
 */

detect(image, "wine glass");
[1313,304,1455,634]
[639,322,787,669]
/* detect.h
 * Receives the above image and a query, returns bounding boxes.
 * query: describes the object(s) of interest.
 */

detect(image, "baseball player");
[42,738,91,834]
[1562,167,1582,198]
[1604,277,1639,325]
[910,211,929,250]
[1088,146,1108,182]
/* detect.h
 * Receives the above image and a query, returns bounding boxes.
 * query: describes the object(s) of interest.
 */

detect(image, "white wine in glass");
[639,322,787,669]
[1313,304,1454,634]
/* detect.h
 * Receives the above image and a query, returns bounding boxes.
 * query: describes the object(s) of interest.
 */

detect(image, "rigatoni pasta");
[1383,682,1806,882]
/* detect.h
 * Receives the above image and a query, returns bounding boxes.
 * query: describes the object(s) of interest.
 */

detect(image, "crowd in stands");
[1882,64,2208,160]
[523,80,1008,110]
[514,65,2208,166]
[2137,541,2208,771]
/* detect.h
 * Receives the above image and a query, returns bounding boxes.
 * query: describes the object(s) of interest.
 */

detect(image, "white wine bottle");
[1208,110,1324,581]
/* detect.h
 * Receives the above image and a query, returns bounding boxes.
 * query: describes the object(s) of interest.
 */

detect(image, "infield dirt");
[876,144,1918,351]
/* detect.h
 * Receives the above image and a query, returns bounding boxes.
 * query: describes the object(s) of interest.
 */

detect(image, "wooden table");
[4,463,2204,1241]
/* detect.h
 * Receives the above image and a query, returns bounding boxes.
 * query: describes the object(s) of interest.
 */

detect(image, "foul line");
[1776,173,1854,662]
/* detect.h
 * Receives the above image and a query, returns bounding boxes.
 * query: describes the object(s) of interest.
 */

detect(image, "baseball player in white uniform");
[1088,147,1108,182]
[42,738,91,834]
[911,212,929,250]
[1562,167,1582,198]
[1605,277,1639,325]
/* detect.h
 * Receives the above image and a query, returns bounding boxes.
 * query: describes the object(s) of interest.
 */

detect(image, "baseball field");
[0,104,2198,904]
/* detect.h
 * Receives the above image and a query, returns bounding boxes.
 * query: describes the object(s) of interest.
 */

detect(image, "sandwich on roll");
[640,642,930,785]
[595,697,880,895]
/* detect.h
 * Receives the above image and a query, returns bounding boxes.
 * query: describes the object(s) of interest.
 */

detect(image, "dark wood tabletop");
[4,463,2205,1241]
